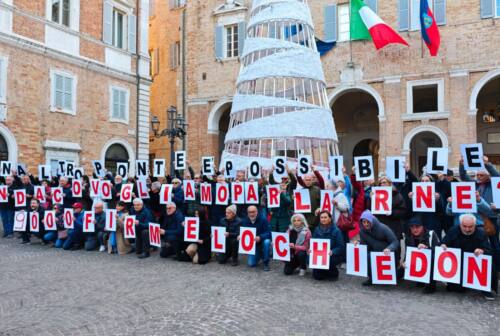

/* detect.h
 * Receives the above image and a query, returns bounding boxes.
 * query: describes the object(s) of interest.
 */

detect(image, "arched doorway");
[218,104,231,160]
[0,134,8,161]
[476,75,500,169]
[331,89,380,173]
[409,131,442,175]
[353,139,380,174]
[104,144,129,174]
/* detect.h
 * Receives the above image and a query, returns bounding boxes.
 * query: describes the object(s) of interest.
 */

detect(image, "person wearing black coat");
[159,202,185,259]
[441,214,498,300]
[21,198,45,244]
[402,216,440,294]
[216,205,241,266]
[183,208,212,264]
[129,198,154,258]
[0,175,16,237]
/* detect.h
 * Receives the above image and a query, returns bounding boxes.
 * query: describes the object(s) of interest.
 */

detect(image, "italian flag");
[350,0,408,49]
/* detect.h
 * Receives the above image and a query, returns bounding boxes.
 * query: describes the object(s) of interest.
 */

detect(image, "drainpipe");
[135,0,141,160]
[181,8,187,150]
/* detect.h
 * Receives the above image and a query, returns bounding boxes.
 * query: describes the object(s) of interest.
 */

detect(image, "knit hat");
[72,202,83,209]
[226,204,237,215]
[407,216,423,227]
[172,178,181,184]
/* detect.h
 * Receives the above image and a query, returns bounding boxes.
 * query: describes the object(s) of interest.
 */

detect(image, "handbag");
[337,212,355,232]
[481,215,497,237]
[57,229,68,240]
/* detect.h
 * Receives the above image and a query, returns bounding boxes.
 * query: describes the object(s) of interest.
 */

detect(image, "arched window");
[105,144,129,174]
[0,134,8,161]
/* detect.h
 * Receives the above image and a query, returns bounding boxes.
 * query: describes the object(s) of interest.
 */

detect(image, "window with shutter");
[110,86,129,123]
[398,0,409,31]
[215,26,224,59]
[51,70,76,114]
[434,0,446,25]
[480,0,494,18]
[337,4,350,42]
[496,0,500,17]
[0,57,6,103]
[324,5,337,42]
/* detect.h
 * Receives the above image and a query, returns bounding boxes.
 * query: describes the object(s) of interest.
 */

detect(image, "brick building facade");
[151,0,500,174]
[0,0,151,174]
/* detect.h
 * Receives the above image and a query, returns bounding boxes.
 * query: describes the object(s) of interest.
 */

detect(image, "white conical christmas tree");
[221,0,339,170]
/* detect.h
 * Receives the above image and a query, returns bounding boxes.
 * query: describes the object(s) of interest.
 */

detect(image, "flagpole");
[349,0,353,64]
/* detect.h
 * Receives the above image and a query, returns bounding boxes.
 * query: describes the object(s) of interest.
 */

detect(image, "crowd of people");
[0,157,499,300]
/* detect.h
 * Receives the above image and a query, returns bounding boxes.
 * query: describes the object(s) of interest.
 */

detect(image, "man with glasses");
[129,198,154,258]
[171,178,185,211]
[459,156,500,271]
[160,202,186,260]
[240,205,272,271]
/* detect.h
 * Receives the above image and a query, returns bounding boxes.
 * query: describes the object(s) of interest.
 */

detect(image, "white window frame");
[0,55,7,105]
[112,7,127,49]
[109,85,130,124]
[409,0,435,31]
[170,0,186,10]
[45,0,80,31]
[337,4,350,42]
[224,24,239,59]
[50,69,77,115]
[406,78,445,116]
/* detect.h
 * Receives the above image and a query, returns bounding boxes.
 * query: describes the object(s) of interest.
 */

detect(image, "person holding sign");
[183,208,212,264]
[441,214,497,300]
[308,211,345,280]
[159,202,186,259]
[62,202,85,250]
[171,178,185,211]
[240,205,272,271]
[0,175,16,238]
[445,192,491,227]
[284,214,311,276]
[21,199,45,244]
[129,198,154,258]
[107,201,132,255]
[407,174,446,238]
[402,216,440,294]
[42,204,67,248]
[216,205,242,266]
[357,210,400,286]
[17,175,34,211]
[269,180,292,233]
[367,176,407,240]
[84,201,106,251]
[297,173,322,232]
[58,177,74,209]
[459,156,500,270]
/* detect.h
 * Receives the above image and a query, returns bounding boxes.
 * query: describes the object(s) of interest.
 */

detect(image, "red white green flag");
[350,0,408,49]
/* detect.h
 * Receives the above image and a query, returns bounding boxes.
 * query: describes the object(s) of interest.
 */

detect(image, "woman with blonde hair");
[284,213,311,276]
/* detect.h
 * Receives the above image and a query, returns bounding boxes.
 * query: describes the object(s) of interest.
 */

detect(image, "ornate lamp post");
[151,106,187,176]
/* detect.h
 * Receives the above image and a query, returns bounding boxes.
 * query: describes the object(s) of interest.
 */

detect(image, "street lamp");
[151,106,188,176]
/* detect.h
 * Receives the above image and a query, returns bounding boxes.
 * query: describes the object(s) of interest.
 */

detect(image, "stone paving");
[0,237,499,336]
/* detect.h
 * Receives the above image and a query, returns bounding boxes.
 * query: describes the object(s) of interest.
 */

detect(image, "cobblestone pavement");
[0,237,499,336]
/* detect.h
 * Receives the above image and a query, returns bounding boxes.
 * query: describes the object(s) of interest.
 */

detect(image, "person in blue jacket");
[310,211,345,281]
[63,202,84,250]
[240,205,271,271]
[129,198,154,258]
[160,201,186,259]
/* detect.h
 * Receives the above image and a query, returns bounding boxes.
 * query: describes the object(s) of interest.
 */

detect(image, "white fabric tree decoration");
[221,0,339,170]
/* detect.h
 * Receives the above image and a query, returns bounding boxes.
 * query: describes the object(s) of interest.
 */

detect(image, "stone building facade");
[152,0,500,174]
[0,0,151,174]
